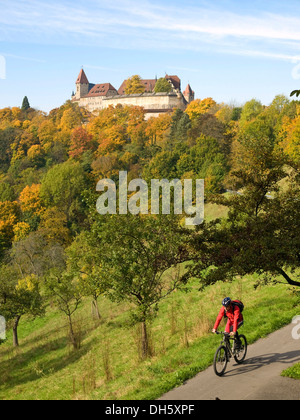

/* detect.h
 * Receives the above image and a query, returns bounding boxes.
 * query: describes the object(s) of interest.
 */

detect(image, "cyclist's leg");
[236,321,243,336]
[236,321,244,345]
[225,319,232,333]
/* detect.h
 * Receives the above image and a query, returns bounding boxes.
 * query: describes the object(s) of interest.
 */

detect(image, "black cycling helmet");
[222,297,231,307]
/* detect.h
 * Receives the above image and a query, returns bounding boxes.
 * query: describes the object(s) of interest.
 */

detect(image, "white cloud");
[1,0,300,60]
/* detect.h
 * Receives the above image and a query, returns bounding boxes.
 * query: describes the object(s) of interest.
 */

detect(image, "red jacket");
[214,304,243,333]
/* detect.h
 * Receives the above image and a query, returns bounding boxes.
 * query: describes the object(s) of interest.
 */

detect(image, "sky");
[0,0,300,112]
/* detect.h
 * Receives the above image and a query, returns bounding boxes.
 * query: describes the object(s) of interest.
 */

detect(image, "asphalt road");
[160,323,300,400]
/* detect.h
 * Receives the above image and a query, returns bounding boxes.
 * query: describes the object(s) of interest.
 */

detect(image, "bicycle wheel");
[234,334,247,364]
[213,345,228,376]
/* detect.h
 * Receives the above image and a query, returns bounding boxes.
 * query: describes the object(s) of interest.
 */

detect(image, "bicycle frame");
[216,331,236,359]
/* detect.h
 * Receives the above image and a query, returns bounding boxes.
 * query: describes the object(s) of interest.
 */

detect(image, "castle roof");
[76,69,89,85]
[183,84,194,95]
[83,83,118,97]
[165,75,181,91]
[118,79,157,95]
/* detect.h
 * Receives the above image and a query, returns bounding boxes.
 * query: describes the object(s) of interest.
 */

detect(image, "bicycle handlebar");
[214,331,232,337]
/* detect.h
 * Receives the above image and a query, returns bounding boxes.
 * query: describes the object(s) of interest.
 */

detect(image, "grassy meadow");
[0,273,299,400]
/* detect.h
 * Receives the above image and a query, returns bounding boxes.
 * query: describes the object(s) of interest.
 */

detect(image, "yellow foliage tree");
[13,222,31,242]
[0,201,21,243]
[124,75,146,95]
[19,184,44,217]
[185,98,217,120]
[16,275,37,293]
[278,106,300,164]
[39,207,71,245]
[145,113,172,146]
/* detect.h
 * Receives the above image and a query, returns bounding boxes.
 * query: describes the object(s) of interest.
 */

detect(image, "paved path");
[160,323,300,400]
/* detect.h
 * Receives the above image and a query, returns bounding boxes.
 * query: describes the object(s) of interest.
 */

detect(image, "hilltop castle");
[71,69,194,119]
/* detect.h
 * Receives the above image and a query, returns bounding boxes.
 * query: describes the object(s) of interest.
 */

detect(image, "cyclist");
[212,297,244,340]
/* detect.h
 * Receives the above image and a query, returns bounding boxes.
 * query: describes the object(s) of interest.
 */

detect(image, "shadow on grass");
[0,327,96,394]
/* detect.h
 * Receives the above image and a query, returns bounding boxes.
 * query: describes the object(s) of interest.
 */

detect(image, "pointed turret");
[76,69,89,85]
[183,84,195,103]
[75,69,89,99]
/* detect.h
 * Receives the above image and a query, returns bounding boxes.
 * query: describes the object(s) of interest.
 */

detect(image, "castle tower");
[183,84,195,103]
[75,69,89,99]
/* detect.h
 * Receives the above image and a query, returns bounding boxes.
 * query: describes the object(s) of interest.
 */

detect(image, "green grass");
[204,200,228,222]
[281,364,300,380]
[0,274,299,400]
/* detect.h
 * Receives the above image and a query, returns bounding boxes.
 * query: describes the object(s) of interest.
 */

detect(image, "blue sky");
[0,0,300,112]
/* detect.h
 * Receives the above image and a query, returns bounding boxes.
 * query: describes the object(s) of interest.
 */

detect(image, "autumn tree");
[124,75,145,95]
[59,107,83,135]
[69,127,95,159]
[19,184,45,231]
[185,98,217,120]
[145,113,172,146]
[278,104,300,165]
[37,119,57,148]
[0,201,21,255]
[38,208,71,246]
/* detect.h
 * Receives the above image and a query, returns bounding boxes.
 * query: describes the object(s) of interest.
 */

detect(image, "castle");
[71,69,194,119]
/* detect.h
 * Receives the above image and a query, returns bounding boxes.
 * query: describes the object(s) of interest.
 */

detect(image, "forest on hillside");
[0,95,299,356]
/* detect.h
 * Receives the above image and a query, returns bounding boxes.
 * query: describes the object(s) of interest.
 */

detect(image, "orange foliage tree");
[69,127,95,159]
[145,113,172,146]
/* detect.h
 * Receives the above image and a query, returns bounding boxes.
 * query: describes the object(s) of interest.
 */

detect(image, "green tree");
[40,160,87,226]
[143,149,181,181]
[176,135,228,194]
[169,109,191,145]
[21,96,30,111]
[44,270,82,350]
[66,231,109,320]
[239,99,263,125]
[190,176,300,288]
[96,214,191,359]
[189,108,300,289]
[0,266,44,347]
[229,112,285,192]
[154,78,172,93]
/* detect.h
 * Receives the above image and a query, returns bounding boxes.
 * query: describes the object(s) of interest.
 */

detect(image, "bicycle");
[213,331,247,376]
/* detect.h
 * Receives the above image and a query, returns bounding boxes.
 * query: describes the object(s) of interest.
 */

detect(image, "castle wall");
[77,96,104,113]
[75,92,186,119]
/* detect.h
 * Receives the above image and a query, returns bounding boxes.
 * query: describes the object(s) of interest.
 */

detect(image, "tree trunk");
[68,315,78,350]
[91,299,101,320]
[13,315,21,347]
[141,320,149,360]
